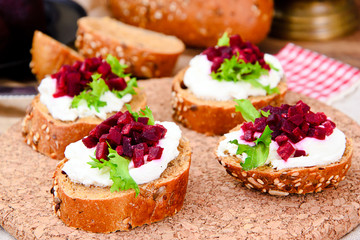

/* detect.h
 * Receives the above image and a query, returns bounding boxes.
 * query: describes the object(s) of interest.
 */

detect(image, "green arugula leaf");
[217,32,230,46]
[260,110,271,117]
[106,54,129,78]
[89,75,109,97]
[230,126,273,171]
[234,99,261,122]
[88,147,139,196]
[126,104,155,125]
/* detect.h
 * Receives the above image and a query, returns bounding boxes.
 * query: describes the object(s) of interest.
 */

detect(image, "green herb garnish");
[106,54,129,78]
[126,104,155,125]
[230,99,274,170]
[217,32,230,47]
[88,146,139,196]
[113,77,138,98]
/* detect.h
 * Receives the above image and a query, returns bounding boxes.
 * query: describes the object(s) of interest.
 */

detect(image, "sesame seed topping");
[241,172,247,177]
[269,190,289,196]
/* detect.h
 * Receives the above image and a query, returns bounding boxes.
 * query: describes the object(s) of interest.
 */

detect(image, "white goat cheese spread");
[183,54,284,101]
[38,76,132,121]
[62,121,181,186]
[217,128,346,170]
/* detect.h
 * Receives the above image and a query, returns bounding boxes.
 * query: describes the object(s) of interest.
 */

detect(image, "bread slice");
[171,69,287,136]
[22,90,147,160]
[30,30,84,81]
[75,17,185,78]
[215,125,353,196]
[51,137,191,233]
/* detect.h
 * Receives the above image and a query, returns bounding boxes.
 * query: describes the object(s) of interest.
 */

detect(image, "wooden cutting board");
[0,79,359,240]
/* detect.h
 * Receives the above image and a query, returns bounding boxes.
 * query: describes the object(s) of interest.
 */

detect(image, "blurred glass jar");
[270,0,359,40]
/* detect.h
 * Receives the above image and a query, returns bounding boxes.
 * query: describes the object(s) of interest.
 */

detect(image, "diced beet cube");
[106,127,122,146]
[89,123,111,139]
[305,112,321,126]
[82,135,98,148]
[116,145,123,156]
[99,133,109,143]
[141,125,167,142]
[262,105,277,115]
[137,117,149,125]
[117,111,133,126]
[317,112,327,124]
[294,149,306,157]
[103,111,123,126]
[307,127,316,137]
[300,122,310,134]
[229,34,243,47]
[280,104,290,113]
[291,127,305,143]
[121,124,132,136]
[281,120,296,134]
[211,57,224,72]
[133,143,149,154]
[241,122,254,132]
[147,146,164,161]
[267,114,281,130]
[288,114,304,126]
[271,130,282,139]
[132,148,145,168]
[106,77,127,91]
[66,72,82,96]
[202,46,220,61]
[131,122,145,132]
[242,130,254,142]
[296,100,310,113]
[254,117,266,132]
[96,142,109,160]
[323,120,334,136]
[122,136,133,157]
[275,135,288,146]
[277,142,295,161]
[97,62,111,77]
[314,126,326,140]
[132,131,142,144]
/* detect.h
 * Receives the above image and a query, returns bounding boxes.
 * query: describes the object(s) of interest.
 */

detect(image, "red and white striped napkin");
[275,43,360,104]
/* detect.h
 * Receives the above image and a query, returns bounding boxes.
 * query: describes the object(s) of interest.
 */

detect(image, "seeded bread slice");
[51,137,191,233]
[22,90,146,160]
[215,125,353,196]
[30,30,84,81]
[75,17,185,78]
[171,69,287,136]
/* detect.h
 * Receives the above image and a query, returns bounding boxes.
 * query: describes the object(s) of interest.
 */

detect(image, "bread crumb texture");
[1,79,360,239]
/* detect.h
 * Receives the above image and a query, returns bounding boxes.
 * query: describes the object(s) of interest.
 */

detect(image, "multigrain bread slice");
[30,30,84,81]
[21,90,146,160]
[171,69,287,136]
[215,125,353,196]
[75,17,185,78]
[51,137,191,233]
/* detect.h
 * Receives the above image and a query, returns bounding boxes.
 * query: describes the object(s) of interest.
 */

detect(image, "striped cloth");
[275,43,360,104]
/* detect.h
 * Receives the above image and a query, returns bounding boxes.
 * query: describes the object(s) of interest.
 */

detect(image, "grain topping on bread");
[215,99,352,195]
[52,107,191,232]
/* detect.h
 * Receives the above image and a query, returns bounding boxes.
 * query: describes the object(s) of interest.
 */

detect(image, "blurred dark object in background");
[0,0,86,80]
[270,0,359,41]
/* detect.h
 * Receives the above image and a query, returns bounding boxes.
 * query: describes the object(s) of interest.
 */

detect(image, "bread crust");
[22,90,147,160]
[215,125,353,195]
[30,30,84,81]
[171,68,287,136]
[75,17,185,78]
[51,137,191,233]
[109,0,273,47]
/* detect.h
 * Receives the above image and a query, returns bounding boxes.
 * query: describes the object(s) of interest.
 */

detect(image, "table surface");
[0,1,360,239]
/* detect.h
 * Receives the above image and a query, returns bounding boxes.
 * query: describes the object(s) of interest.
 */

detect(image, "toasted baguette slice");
[215,125,353,196]
[171,69,287,136]
[30,30,84,81]
[22,90,146,160]
[75,17,185,78]
[51,137,191,233]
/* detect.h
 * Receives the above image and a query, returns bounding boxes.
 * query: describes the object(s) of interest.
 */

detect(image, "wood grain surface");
[0,79,359,240]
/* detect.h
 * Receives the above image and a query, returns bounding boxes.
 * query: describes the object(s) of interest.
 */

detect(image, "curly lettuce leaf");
[106,54,129,78]
[88,147,139,196]
[230,125,273,171]
[126,104,155,125]
[234,99,261,122]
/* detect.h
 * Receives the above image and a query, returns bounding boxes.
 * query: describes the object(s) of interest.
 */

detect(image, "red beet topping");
[241,100,336,161]
[82,111,167,168]
[202,34,270,72]
[51,57,127,98]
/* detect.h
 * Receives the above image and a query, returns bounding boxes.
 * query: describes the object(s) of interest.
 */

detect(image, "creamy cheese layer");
[38,76,132,121]
[62,121,181,186]
[217,128,346,170]
[183,54,284,101]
